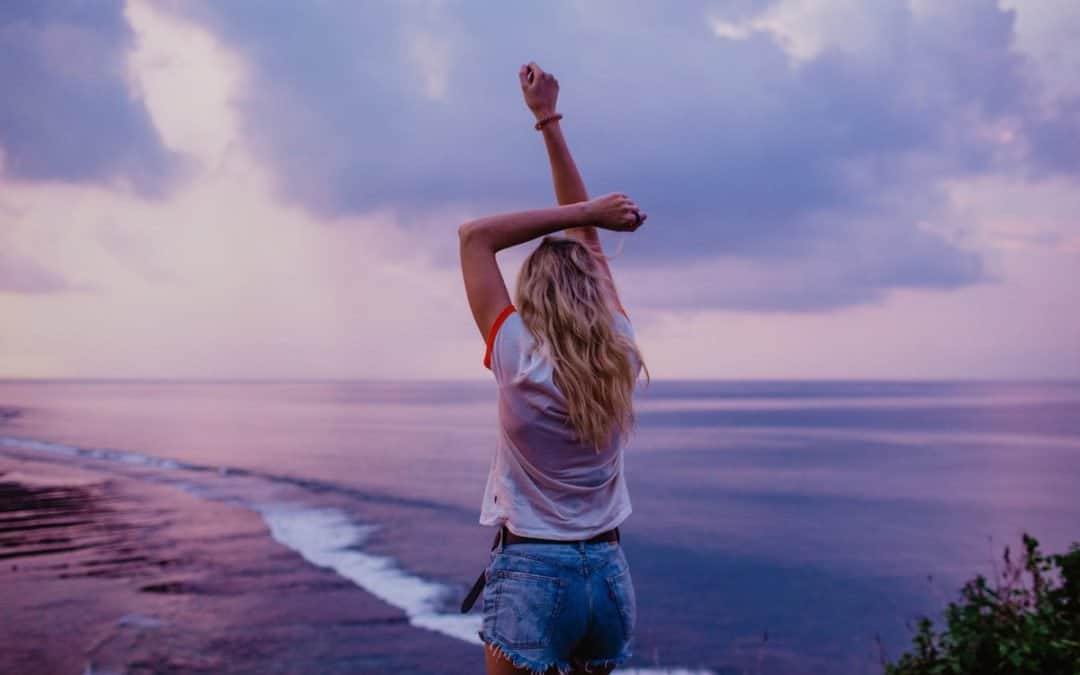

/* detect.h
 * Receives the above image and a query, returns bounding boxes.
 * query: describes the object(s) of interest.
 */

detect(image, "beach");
[2,380,1079,674]
[0,455,483,674]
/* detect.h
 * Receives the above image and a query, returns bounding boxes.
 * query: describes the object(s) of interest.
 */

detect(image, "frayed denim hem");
[575,650,632,672]
[479,631,574,675]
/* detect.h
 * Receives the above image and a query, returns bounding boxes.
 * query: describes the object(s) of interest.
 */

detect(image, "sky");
[1,0,1078,380]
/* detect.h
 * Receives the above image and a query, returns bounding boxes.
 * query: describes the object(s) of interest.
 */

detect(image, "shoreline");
[0,455,482,674]
[0,433,726,675]
[9,377,1074,673]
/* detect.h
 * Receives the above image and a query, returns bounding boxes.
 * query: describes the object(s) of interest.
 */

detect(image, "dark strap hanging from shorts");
[459,525,620,614]
[460,526,504,614]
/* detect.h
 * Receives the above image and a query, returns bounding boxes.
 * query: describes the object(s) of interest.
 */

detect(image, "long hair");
[514,236,649,451]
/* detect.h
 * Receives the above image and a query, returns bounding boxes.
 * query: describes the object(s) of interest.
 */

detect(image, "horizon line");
[2,376,1079,385]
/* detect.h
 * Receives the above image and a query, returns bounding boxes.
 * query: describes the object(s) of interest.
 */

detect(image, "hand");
[583,193,647,232]
[519,62,559,120]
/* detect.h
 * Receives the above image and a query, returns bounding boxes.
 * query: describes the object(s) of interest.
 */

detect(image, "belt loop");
[495,524,506,553]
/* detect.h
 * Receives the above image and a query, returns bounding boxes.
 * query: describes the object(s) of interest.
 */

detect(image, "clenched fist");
[520,62,559,120]
[583,193,647,232]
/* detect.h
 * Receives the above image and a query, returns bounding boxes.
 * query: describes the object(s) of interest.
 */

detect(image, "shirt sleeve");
[483,305,521,382]
[485,305,635,381]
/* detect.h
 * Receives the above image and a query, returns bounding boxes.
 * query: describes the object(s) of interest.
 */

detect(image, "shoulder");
[483,304,519,370]
[486,306,536,382]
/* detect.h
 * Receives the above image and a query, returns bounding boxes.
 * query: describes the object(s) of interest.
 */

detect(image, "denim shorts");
[477,534,636,674]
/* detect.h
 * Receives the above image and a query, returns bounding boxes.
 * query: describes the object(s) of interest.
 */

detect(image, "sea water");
[1,379,1078,674]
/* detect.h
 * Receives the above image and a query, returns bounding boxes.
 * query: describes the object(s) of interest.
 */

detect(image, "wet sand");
[0,458,482,674]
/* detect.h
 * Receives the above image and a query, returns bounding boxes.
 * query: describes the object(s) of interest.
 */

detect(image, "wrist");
[534,112,563,131]
[570,201,592,228]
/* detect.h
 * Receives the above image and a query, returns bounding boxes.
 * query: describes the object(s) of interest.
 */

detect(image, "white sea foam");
[256,505,718,672]
[257,504,484,645]
[0,436,185,470]
[1,436,83,456]
[5,435,716,673]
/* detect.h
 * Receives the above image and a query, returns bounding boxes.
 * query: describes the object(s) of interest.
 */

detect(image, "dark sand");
[0,458,482,674]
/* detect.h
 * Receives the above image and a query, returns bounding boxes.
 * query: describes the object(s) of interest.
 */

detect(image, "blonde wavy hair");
[514,235,649,452]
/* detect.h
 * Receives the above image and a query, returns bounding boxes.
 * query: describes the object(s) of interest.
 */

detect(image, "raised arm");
[458,195,645,342]
[520,62,634,313]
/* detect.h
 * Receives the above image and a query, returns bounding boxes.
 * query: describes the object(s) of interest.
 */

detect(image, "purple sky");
[1,0,1078,379]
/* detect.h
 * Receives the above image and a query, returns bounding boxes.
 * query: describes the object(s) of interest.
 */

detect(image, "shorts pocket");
[604,565,637,640]
[490,569,566,649]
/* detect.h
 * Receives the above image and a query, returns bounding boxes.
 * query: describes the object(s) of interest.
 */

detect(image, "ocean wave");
[257,505,484,645]
[2,434,716,673]
[1,434,485,645]
[0,435,463,513]
[0,436,189,470]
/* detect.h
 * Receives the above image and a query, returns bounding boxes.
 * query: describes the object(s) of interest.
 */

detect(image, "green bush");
[887,534,1080,675]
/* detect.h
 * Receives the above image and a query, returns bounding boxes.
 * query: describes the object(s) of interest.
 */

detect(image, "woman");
[457,62,649,675]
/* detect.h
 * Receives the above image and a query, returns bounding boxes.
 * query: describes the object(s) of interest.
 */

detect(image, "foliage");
[887,533,1080,675]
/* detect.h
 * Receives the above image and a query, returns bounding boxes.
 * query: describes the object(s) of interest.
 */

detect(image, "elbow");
[457,220,474,243]
[458,220,487,248]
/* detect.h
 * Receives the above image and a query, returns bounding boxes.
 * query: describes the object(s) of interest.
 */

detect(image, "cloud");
[0,0,180,194]
[1025,95,1080,175]
[709,0,895,63]
[0,0,477,379]
[619,220,987,313]
[147,0,1080,312]
[0,251,73,294]
[6,0,1080,321]
[1000,0,1080,100]
[0,0,1076,378]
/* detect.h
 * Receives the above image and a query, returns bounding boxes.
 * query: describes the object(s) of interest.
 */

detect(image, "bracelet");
[534,113,563,130]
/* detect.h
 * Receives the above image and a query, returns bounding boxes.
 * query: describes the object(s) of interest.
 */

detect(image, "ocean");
[1,379,1078,674]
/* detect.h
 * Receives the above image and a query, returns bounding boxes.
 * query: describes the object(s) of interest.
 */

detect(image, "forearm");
[458,203,589,252]
[538,121,621,305]
[541,121,588,205]
[539,120,596,242]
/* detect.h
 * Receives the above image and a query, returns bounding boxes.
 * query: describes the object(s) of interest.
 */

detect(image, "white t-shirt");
[478,304,641,540]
